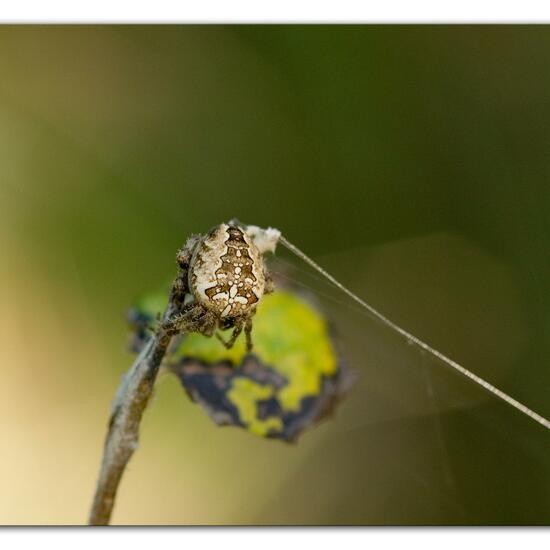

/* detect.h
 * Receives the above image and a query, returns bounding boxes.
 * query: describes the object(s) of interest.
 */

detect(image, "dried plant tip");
[244,224,281,254]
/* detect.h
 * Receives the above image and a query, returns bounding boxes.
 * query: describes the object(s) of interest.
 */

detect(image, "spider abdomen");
[190,223,265,318]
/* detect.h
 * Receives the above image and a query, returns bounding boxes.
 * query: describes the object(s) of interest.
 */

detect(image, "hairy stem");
[89,280,183,525]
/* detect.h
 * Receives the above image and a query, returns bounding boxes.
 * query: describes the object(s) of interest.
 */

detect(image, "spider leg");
[216,324,243,350]
[176,234,201,270]
[161,304,209,336]
[264,269,275,295]
[170,271,189,309]
[171,235,201,307]
[244,317,254,352]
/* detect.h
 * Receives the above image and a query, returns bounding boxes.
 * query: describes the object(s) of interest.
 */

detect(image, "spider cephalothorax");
[162,222,280,351]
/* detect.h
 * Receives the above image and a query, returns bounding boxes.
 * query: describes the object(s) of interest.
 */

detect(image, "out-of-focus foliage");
[129,289,353,441]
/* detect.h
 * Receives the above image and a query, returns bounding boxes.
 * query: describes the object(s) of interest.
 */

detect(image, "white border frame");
[2,1,550,23]
[1,528,549,550]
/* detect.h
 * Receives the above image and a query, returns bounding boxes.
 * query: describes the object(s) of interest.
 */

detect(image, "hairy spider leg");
[244,317,253,352]
[215,323,243,350]
[161,304,217,338]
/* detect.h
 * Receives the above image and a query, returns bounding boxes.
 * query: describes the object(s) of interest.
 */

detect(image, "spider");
[161,221,280,351]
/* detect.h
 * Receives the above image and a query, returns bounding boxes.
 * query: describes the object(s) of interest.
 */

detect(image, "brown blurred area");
[0,26,549,525]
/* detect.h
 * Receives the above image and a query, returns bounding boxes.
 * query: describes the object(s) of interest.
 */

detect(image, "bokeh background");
[0,25,549,525]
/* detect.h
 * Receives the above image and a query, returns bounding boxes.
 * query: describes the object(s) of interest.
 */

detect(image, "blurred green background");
[0,25,549,525]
